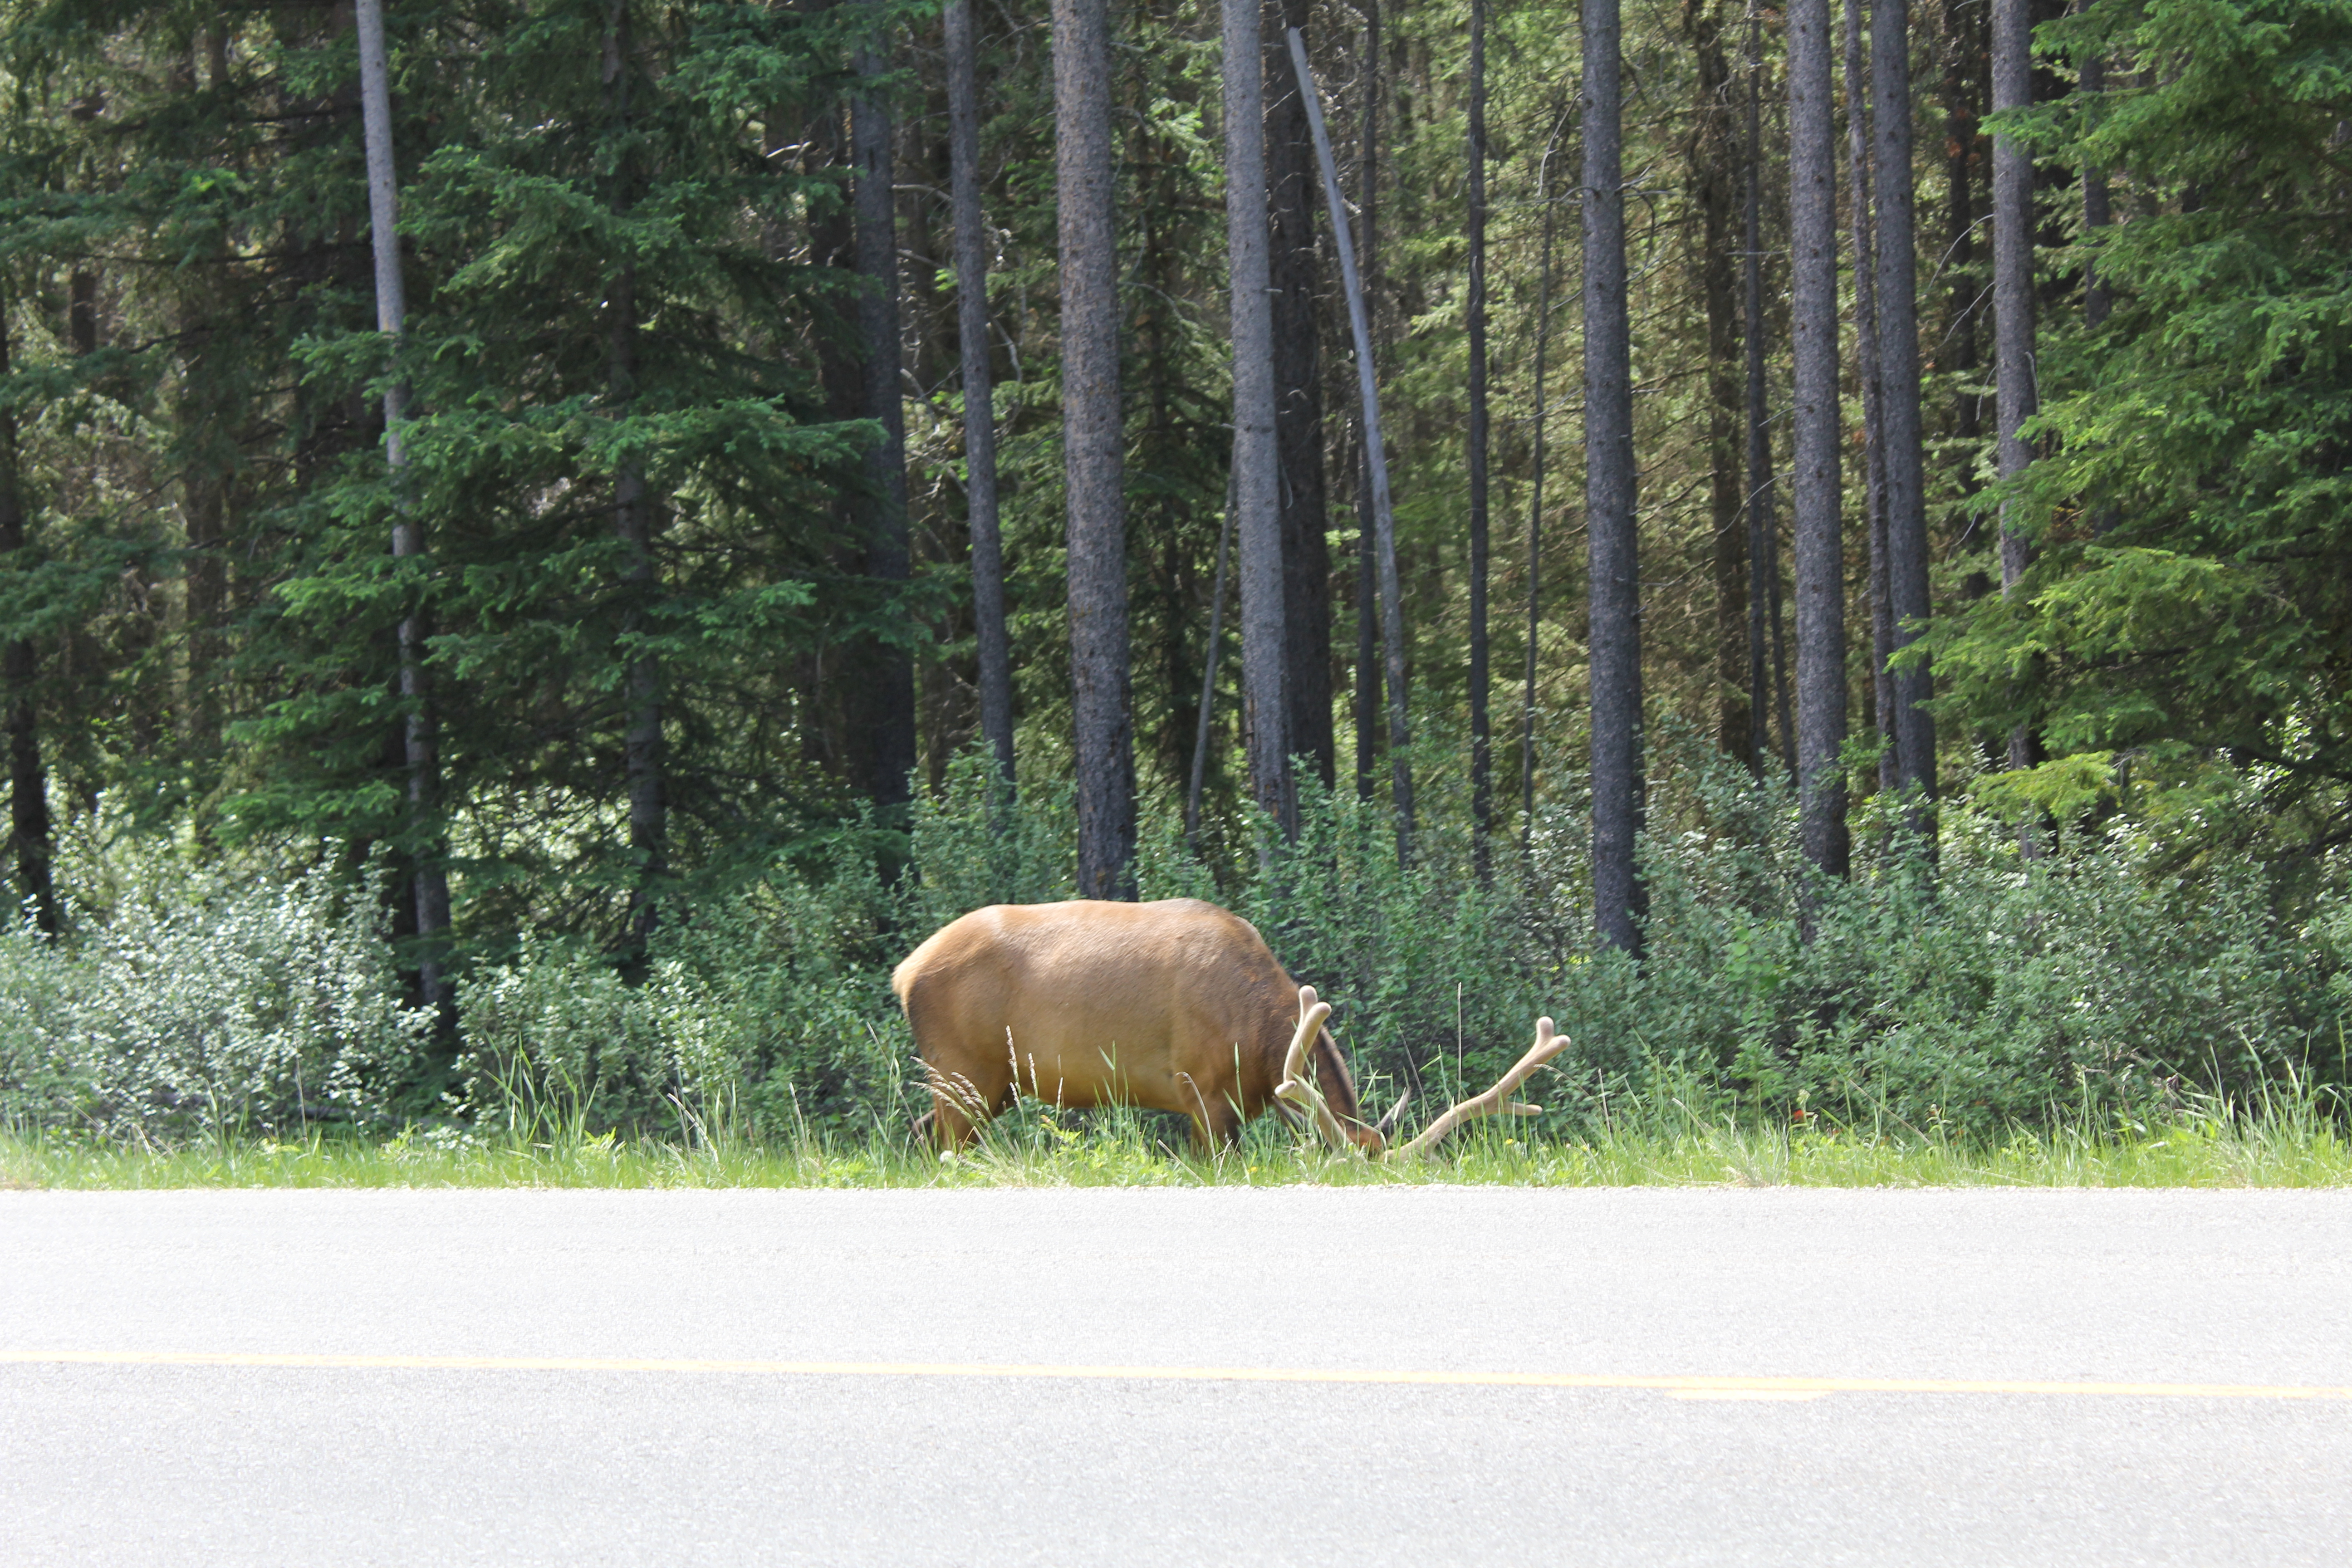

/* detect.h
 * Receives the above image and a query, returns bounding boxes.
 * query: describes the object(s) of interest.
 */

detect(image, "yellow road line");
[2,1350,2347,1401]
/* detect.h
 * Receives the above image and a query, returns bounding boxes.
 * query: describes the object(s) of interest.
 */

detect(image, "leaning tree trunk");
[1224,0,1289,842]
[1584,0,1644,954]
[945,0,1013,791]
[1873,0,1937,823]
[0,302,55,934]
[358,0,447,994]
[1690,0,1747,772]
[1352,0,1382,804]
[849,5,917,823]
[1266,0,1332,790]
[604,0,665,951]
[1058,0,1136,893]
[1844,0,1896,793]
[1789,0,1849,882]
[1467,0,1492,876]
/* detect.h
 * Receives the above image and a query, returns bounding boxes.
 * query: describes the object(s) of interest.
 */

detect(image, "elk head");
[1274,985,1570,1161]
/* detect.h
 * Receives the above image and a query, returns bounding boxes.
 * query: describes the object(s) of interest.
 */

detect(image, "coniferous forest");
[3,0,2350,1149]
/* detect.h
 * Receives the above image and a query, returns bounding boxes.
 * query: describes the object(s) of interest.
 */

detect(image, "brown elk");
[892,898,1570,1156]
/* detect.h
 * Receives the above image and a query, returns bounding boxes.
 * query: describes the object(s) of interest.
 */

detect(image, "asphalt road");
[3,1186,2348,1565]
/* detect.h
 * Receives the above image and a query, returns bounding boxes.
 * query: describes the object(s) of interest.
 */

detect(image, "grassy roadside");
[7,1095,2350,1190]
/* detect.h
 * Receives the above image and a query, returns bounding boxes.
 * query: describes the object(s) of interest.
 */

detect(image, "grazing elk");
[892,898,1569,1156]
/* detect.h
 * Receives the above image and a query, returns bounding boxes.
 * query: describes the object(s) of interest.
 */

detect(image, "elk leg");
[924,1061,1012,1151]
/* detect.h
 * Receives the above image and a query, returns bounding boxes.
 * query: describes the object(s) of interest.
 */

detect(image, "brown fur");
[892,898,1377,1150]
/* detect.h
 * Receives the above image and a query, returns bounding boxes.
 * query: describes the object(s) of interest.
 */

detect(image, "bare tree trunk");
[1942,0,1984,499]
[945,0,1012,791]
[605,0,665,951]
[849,7,916,825]
[1584,0,1644,954]
[1266,0,1332,789]
[1288,28,1410,857]
[1228,0,1289,843]
[1524,112,1564,849]
[1742,2,1789,779]
[1352,0,1382,805]
[1059,0,1135,892]
[1844,0,1896,793]
[1789,0,1849,880]
[1691,0,1747,771]
[1187,468,1238,847]
[1992,0,2040,780]
[1873,0,1937,822]
[358,0,447,995]
[0,305,55,934]
[1467,0,1492,877]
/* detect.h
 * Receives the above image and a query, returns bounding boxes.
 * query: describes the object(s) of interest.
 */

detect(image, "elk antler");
[1380,1016,1571,1162]
[1274,986,1354,1151]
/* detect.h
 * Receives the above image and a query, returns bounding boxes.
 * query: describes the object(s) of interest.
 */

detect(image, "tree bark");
[1287,27,1410,857]
[1992,0,2039,776]
[1467,0,1492,876]
[1690,0,1747,771]
[1873,0,1937,818]
[848,9,917,823]
[1844,0,1896,793]
[945,0,1013,790]
[1266,0,1333,790]
[1352,0,1382,804]
[0,304,56,934]
[1584,0,1644,953]
[1524,113,1564,848]
[1789,0,1849,880]
[1227,0,1289,843]
[1942,0,1984,496]
[605,0,665,950]
[1059,0,1135,893]
[358,0,447,994]
[1743,2,1788,779]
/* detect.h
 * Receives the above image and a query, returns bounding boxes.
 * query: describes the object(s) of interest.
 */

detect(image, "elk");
[892,898,1569,1157]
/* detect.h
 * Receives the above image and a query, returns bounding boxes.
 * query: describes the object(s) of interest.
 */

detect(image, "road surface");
[3,1186,2347,1564]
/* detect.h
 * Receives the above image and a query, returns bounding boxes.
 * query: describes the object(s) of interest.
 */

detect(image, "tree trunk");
[945,0,1013,790]
[1992,0,2039,774]
[1226,0,1289,842]
[1059,0,1135,892]
[1467,0,1492,875]
[1942,0,1984,496]
[1844,0,1896,793]
[1690,0,1746,771]
[1743,2,1788,779]
[1266,0,1333,790]
[1287,27,1410,857]
[849,8,916,823]
[1524,113,1564,848]
[605,0,665,950]
[1789,0,1848,880]
[358,0,447,996]
[0,304,56,935]
[1353,0,1382,806]
[1584,0,1644,954]
[1187,468,1238,846]
[1873,0,1937,818]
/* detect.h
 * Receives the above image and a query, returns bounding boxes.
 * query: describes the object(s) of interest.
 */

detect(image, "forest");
[1,0,2349,1154]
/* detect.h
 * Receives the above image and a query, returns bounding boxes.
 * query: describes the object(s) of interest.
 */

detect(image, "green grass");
[8,1087,2350,1190]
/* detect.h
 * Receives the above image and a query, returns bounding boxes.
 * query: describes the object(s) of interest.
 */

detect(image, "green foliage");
[0,821,432,1139]
[1932,0,2352,841]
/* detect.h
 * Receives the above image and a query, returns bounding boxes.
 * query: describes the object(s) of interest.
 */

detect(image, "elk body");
[894,897,1573,1158]
[892,898,1385,1150]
